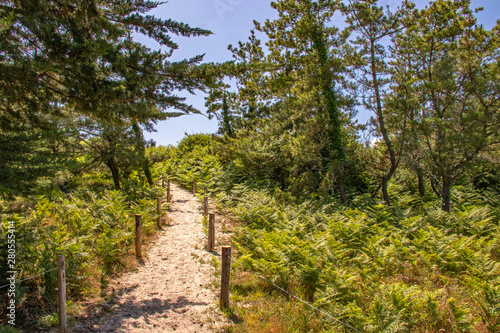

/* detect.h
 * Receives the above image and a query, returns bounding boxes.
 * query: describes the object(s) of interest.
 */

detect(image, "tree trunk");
[143,164,154,186]
[370,37,398,207]
[417,170,425,197]
[371,182,382,198]
[106,157,121,189]
[132,122,154,186]
[430,177,440,197]
[57,182,70,194]
[311,25,346,204]
[222,95,233,137]
[339,167,347,204]
[381,176,390,206]
[441,176,452,212]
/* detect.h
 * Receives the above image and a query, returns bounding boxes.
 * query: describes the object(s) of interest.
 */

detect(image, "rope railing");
[4,177,360,332]
[0,218,138,290]
[1,178,171,329]
[228,254,362,333]
[191,178,360,332]
[0,266,60,290]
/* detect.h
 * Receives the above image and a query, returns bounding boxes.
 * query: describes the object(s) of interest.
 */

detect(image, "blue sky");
[141,0,500,146]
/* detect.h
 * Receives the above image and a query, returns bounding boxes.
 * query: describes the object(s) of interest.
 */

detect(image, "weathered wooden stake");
[220,246,231,310]
[167,179,171,202]
[57,255,67,331]
[157,197,162,228]
[135,214,142,258]
[193,180,197,194]
[207,213,215,252]
[203,196,209,216]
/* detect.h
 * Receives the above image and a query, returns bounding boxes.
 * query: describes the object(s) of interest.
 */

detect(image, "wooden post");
[193,180,197,194]
[207,213,215,252]
[220,246,231,310]
[164,197,170,226]
[135,214,142,258]
[57,255,67,331]
[157,197,162,228]
[167,179,171,202]
[203,196,209,216]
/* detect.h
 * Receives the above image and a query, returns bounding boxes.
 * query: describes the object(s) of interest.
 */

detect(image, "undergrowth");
[0,175,167,331]
[155,134,500,333]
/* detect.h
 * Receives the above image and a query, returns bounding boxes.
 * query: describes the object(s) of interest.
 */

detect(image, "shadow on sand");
[74,293,208,332]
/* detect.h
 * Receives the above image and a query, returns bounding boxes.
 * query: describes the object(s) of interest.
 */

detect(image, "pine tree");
[0,0,218,195]
[391,0,500,211]
[343,0,414,206]
[217,0,355,199]
[0,129,57,197]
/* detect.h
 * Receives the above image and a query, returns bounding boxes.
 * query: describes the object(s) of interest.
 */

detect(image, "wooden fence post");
[57,255,67,331]
[220,246,231,310]
[193,180,197,194]
[167,179,171,202]
[135,214,142,258]
[207,213,215,252]
[203,196,209,216]
[157,197,162,228]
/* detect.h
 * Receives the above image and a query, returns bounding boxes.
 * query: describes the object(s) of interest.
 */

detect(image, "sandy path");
[74,183,224,332]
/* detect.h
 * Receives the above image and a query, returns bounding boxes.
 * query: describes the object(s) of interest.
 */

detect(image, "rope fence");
[0,217,139,291]
[0,266,60,291]
[1,176,172,329]
[3,176,361,332]
[191,178,362,332]
[227,254,362,333]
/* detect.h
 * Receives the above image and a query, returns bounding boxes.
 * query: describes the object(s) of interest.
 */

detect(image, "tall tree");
[75,118,136,190]
[343,0,414,205]
[213,0,354,199]
[391,0,500,211]
[0,0,213,126]
[0,0,218,195]
[0,128,58,197]
[311,18,348,202]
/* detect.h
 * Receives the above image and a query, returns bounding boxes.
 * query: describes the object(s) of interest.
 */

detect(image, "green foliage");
[0,130,57,197]
[387,0,500,211]
[0,182,163,329]
[1,0,222,198]
[206,0,364,201]
[229,190,498,331]
[472,282,500,331]
[0,325,19,333]
[0,0,213,128]
[154,133,500,332]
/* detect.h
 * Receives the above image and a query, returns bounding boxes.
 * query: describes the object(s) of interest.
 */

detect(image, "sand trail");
[73,183,223,332]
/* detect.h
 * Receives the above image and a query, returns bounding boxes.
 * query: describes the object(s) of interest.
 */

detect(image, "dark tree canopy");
[0,0,216,128]
[0,0,221,196]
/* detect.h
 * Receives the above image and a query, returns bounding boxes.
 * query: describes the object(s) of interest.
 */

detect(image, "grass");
[223,271,327,333]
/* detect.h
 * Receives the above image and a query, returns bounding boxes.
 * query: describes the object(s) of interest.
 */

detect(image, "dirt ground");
[72,183,229,332]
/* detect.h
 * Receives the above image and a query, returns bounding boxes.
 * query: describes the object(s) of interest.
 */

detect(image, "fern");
[448,297,474,331]
[473,283,500,331]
